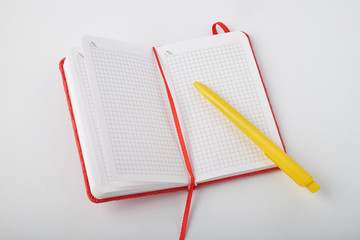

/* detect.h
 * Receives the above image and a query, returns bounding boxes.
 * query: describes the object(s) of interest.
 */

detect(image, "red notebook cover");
[59,22,286,239]
[58,22,285,204]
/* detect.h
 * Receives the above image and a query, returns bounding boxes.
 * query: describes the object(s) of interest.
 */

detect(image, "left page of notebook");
[65,50,189,198]
[81,36,188,184]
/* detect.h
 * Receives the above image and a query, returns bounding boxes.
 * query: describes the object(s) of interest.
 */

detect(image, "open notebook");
[60,25,284,201]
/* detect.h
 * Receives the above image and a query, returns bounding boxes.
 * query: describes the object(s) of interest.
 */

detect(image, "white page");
[82,36,188,184]
[156,32,283,183]
[65,50,188,198]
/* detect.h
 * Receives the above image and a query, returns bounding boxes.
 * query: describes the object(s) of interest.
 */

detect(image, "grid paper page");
[75,52,115,182]
[84,39,188,181]
[68,51,189,196]
[162,40,277,181]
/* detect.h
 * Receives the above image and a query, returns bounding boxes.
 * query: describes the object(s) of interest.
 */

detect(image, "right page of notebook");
[156,32,284,183]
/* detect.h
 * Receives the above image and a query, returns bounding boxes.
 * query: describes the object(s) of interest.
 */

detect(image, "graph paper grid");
[88,44,187,177]
[165,42,273,176]
[75,53,117,181]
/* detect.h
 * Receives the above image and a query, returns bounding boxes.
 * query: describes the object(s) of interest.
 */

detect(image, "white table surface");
[1,0,360,239]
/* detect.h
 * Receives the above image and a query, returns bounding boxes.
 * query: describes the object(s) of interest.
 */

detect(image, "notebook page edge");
[82,36,188,184]
[65,51,186,199]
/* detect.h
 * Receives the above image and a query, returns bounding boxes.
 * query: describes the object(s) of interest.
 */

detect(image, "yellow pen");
[193,81,320,193]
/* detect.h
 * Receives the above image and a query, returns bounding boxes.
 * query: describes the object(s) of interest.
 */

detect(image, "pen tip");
[193,81,200,89]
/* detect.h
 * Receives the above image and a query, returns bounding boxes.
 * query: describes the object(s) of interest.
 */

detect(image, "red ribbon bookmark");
[153,21,231,240]
[153,47,195,240]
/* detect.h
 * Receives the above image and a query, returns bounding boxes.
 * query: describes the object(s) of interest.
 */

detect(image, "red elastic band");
[152,47,195,240]
[212,22,230,35]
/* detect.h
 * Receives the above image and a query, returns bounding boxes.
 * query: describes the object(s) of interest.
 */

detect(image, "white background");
[1,0,360,239]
